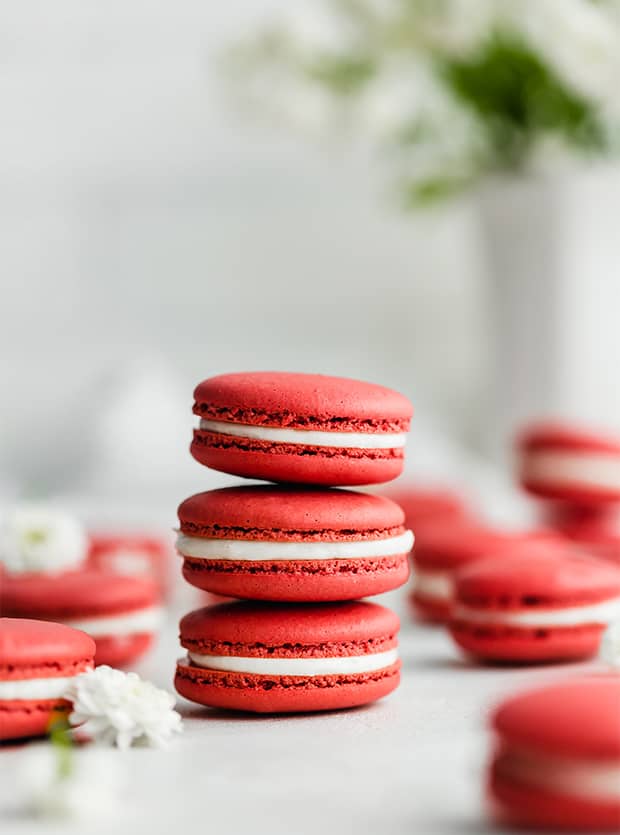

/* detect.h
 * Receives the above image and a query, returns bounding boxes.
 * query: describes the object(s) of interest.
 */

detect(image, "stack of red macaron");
[173,371,414,713]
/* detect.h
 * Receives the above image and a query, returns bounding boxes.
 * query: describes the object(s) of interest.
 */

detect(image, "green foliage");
[440,32,606,170]
[304,52,377,95]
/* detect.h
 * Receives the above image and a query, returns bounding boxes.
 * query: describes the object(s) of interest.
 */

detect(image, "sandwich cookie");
[175,601,400,713]
[177,486,413,601]
[517,422,620,504]
[410,525,556,623]
[0,570,163,668]
[191,372,413,485]
[450,550,620,662]
[489,676,620,831]
[0,618,95,741]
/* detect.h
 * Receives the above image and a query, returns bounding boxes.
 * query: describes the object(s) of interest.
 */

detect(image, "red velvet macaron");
[410,524,558,623]
[450,549,620,663]
[177,486,412,602]
[0,570,163,668]
[517,422,620,504]
[489,676,620,830]
[0,618,95,741]
[88,532,173,598]
[191,372,413,485]
[175,600,400,713]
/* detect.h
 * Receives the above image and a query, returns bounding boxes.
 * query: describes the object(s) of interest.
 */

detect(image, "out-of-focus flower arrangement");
[224,0,620,204]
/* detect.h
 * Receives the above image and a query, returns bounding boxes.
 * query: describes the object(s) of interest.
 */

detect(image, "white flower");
[65,666,183,750]
[0,504,87,574]
[16,746,123,820]
[600,621,620,670]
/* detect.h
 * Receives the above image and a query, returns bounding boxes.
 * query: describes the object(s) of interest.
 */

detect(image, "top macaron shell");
[0,617,95,671]
[517,422,620,503]
[191,372,413,485]
[177,485,412,601]
[493,676,620,761]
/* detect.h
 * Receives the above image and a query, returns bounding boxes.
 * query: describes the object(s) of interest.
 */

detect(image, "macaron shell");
[450,621,604,662]
[181,554,410,601]
[191,435,405,486]
[455,551,620,609]
[410,591,452,624]
[518,422,620,454]
[1,570,160,620]
[193,372,413,428]
[174,660,400,713]
[493,677,620,760]
[179,600,400,649]
[0,700,72,742]
[490,758,620,831]
[0,618,95,670]
[177,485,405,539]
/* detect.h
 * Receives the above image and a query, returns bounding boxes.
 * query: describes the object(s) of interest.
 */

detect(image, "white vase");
[476,164,620,460]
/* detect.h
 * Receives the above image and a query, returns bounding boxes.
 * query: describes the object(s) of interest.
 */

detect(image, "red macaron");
[0,618,95,741]
[191,372,413,486]
[0,570,163,668]
[450,549,620,663]
[410,524,558,623]
[177,486,412,602]
[489,676,620,831]
[175,600,400,713]
[517,422,620,504]
[88,532,173,599]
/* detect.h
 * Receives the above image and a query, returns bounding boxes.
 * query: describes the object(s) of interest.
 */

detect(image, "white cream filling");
[521,450,620,490]
[500,747,620,802]
[62,606,164,637]
[198,418,407,449]
[0,668,92,701]
[185,647,398,676]
[455,595,620,627]
[176,530,413,562]
[414,569,453,601]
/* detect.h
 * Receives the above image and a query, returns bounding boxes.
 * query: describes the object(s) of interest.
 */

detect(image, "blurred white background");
[1,1,618,508]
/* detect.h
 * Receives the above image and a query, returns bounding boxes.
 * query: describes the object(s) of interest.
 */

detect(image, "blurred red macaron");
[1,570,163,668]
[410,524,560,623]
[450,548,620,663]
[0,618,95,741]
[191,371,413,486]
[517,422,620,505]
[489,676,620,831]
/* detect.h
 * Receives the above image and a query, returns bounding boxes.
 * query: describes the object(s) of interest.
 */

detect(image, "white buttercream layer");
[414,570,453,601]
[63,606,164,637]
[198,418,407,449]
[0,669,92,701]
[176,530,414,561]
[500,747,620,802]
[455,595,620,627]
[186,648,399,676]
[521,451,620,491]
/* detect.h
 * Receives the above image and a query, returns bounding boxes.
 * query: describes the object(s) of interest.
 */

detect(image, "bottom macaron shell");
[450,622,603,663]
[0,699,71,742]
[522,479,620,505]
[410,592,452,624]
[175,660,400,714]
[182,556,410,602]
[191,437,404,486]
[490,759,620,831]
[93,633,154,668]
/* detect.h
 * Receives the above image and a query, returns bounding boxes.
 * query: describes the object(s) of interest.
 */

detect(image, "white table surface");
[1,586,601,835]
